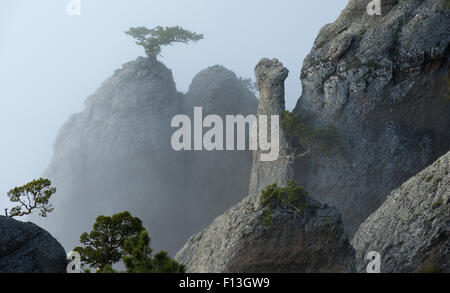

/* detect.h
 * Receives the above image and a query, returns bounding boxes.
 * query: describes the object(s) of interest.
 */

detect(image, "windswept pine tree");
[5,178,56,218]
[125,26,203,59]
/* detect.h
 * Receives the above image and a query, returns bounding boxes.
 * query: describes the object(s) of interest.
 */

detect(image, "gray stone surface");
[249,59,290,196]
[0,216,67,273]
[176,192,355,273]
[186,65,257,115]
[182,65,257,230]
[352,151,450,273]
[36,57,257,255]
[175,59,355,273]
[293,0,450,237]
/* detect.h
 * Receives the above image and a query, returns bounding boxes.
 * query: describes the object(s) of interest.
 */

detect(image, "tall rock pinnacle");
[254,58,288,115]
[249,58,291,196]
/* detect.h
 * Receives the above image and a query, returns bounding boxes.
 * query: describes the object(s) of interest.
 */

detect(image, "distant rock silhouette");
[37,56,256,255]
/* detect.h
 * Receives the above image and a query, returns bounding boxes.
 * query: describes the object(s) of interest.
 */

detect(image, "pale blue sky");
[0,0,348,210]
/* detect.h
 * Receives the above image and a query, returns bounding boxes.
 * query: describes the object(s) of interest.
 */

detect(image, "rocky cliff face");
[293,0,450,236]
[175,59,355,273]
[352,151,449,273]
[0,216,67,273]
[38,57,256,254]
[35,0,449,272]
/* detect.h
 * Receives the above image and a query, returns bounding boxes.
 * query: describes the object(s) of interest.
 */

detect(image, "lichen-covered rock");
[352,151,450,273]
[0,216,67,273]
[294,0,450,237]
[175,59,355,273]
[37,57,256,255]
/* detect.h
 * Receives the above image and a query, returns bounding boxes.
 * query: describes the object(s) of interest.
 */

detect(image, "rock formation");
[352,150,449,273]
[175,59,355,273]
[183,65,257,228]
[33,0,450,272]
[0,216,67,273]
[186,65,257,115]
[37,57,257,254]
[249,59,290,196]
[293,0,450,236]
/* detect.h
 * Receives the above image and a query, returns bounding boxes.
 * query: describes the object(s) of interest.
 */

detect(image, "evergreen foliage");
[5,178,56,218]
[75,211,184,273]
[261,181,309,226]
[281,110,340,161]
[125,26,203,59]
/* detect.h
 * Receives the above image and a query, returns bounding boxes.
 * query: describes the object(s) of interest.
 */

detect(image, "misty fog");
[0,0,348,252]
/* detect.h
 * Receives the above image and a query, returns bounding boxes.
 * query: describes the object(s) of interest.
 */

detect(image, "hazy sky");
[0,0,348,211]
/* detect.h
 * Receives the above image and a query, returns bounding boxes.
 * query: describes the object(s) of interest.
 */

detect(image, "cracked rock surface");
[293,0,450,237]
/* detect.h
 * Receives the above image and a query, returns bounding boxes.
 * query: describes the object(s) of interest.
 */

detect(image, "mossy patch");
[442,0,450,10]
[432,198,443,209]
[261,181,309,226]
